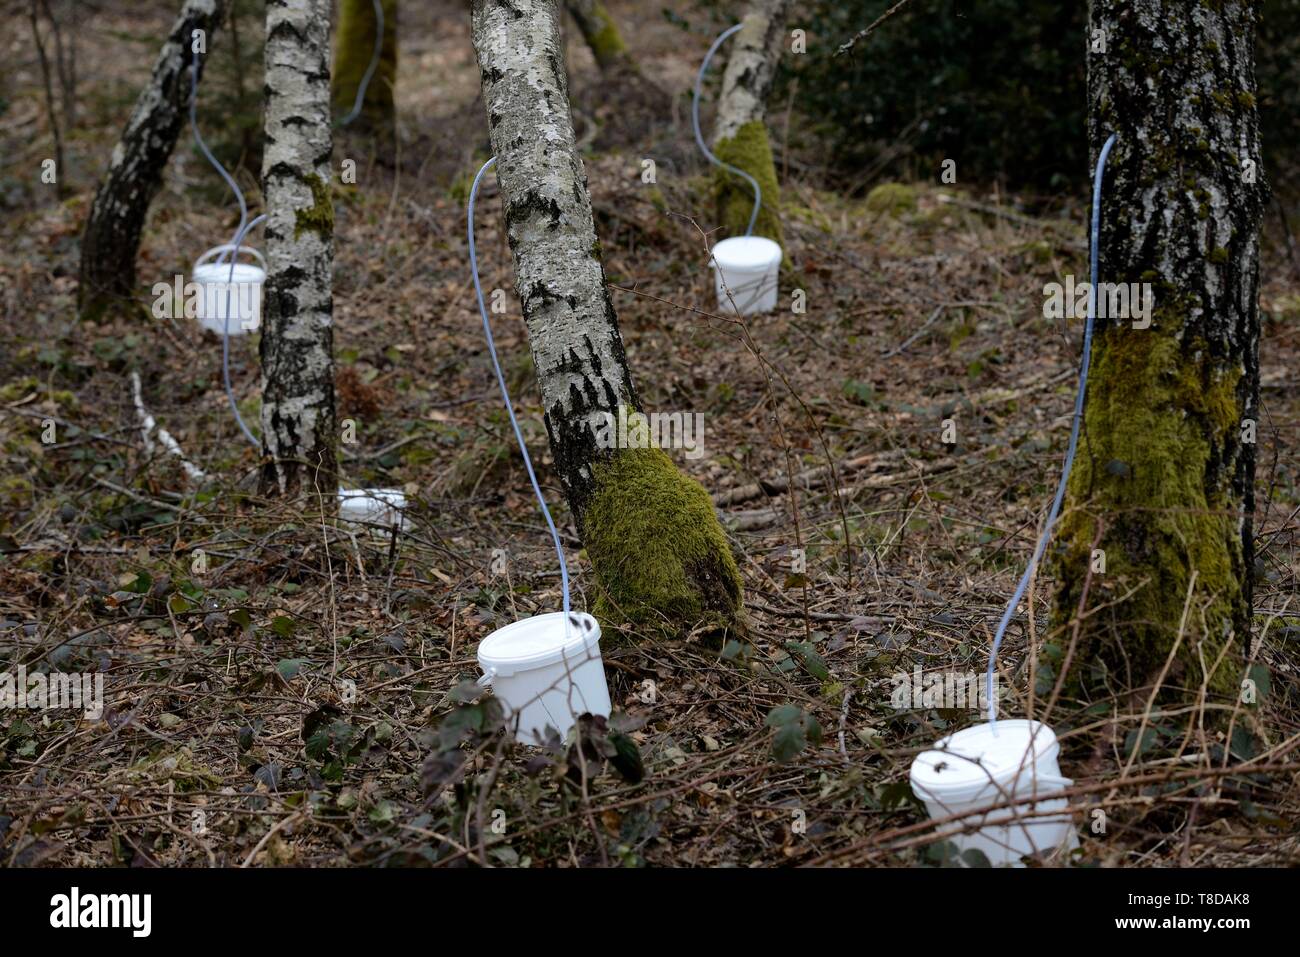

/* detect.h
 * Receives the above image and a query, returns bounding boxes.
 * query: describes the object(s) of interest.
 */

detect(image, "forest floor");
[1,2,1297,867]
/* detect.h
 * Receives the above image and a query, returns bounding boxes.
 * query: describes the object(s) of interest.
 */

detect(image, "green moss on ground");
[865,182,917,217]
[713,120,783,245]
[294,174,335,241]
[1050,305,1245,705]
[582,447,743,636]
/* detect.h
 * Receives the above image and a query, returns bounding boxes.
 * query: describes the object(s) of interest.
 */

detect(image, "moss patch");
[294,174,334,242]
[584,4,628,68]
[713,120,783,245]
[332,0,397,132]
[1050,311,1245,706]
[865,182,917,217]
[582,447,743,636]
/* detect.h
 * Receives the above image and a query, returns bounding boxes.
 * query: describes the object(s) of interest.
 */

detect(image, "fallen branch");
[130,370,207,483]
[835,0,915,58]
[713,448,908,507]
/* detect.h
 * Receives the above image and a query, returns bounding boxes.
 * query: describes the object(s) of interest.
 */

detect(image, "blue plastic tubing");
[467,157,572,626]
[692,24,761,237]
[986,132,1117,730]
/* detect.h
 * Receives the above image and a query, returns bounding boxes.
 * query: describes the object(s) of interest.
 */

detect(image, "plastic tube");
[692,24,762,237]
[189,49,261,448]
[337,0,385,128]
[189,55,247,254]
[219,214,266,449]
[467,156,572,626]
[986,132,1118,729]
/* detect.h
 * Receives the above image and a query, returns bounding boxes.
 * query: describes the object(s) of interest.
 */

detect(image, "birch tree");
[78,0,229,321]
[258,0,337,498]
[564,0,636,77]
[333,0,397,142]
[470,0,743,635]
[712,0,789,244]
[1050,1,1264,706]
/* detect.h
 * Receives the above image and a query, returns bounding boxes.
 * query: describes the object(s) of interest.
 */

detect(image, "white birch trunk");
[471,0,743,634]
[710,0,788,242]
[258,0,337,497]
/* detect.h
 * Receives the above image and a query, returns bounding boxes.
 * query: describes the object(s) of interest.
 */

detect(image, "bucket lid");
[909,719,1063,803]
[711,236,782,270]
[338,487,405,503]
[477,612,601,677]
[192,263,265,282]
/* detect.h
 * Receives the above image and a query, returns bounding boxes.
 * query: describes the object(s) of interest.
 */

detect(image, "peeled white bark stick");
[131,371,207,483]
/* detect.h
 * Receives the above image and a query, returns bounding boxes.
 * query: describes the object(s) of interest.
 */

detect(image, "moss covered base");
[713,120,783,245]
[582,447,743,637]
[1048,321,1246,708]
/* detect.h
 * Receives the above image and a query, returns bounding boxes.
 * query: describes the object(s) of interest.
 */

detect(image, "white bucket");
[338,487,409,531]
[909,719,1078,866]
[192,244,265,336]
[711,236,781,315]
[477,611,611,746]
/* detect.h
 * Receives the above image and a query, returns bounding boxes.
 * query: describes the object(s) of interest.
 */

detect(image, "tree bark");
[332,0,397,142]
[711,0,788,244]
[77,0,229,321]
[1050,1,1264,706]
[258,0,337,499]
[471,0,743,635]
[564,0,634,75]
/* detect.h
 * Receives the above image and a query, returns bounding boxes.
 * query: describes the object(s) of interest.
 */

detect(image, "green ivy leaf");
[765,705,822,762]
[276,658,306,680]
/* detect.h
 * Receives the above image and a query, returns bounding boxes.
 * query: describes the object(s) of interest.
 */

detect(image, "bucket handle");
[195,244,266,272]
[476,667,496,689]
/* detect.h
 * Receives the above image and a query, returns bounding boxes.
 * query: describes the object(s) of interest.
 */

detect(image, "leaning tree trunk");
[471,0,743,635]
[77,0,229,321]
[1049,0,1264,707]
[711,0,788,244]
[258,0,337,498]
[332,0,397,143]
[564,0,635,76]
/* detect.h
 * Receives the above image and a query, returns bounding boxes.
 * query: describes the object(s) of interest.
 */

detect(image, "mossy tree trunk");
[332,0,396,142]
[471,0,743,635]
[711,0,788,244]
[259,0,337,499]
[77,0,229,321]
[564,0,634,76]
[1049,0,1264,706]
